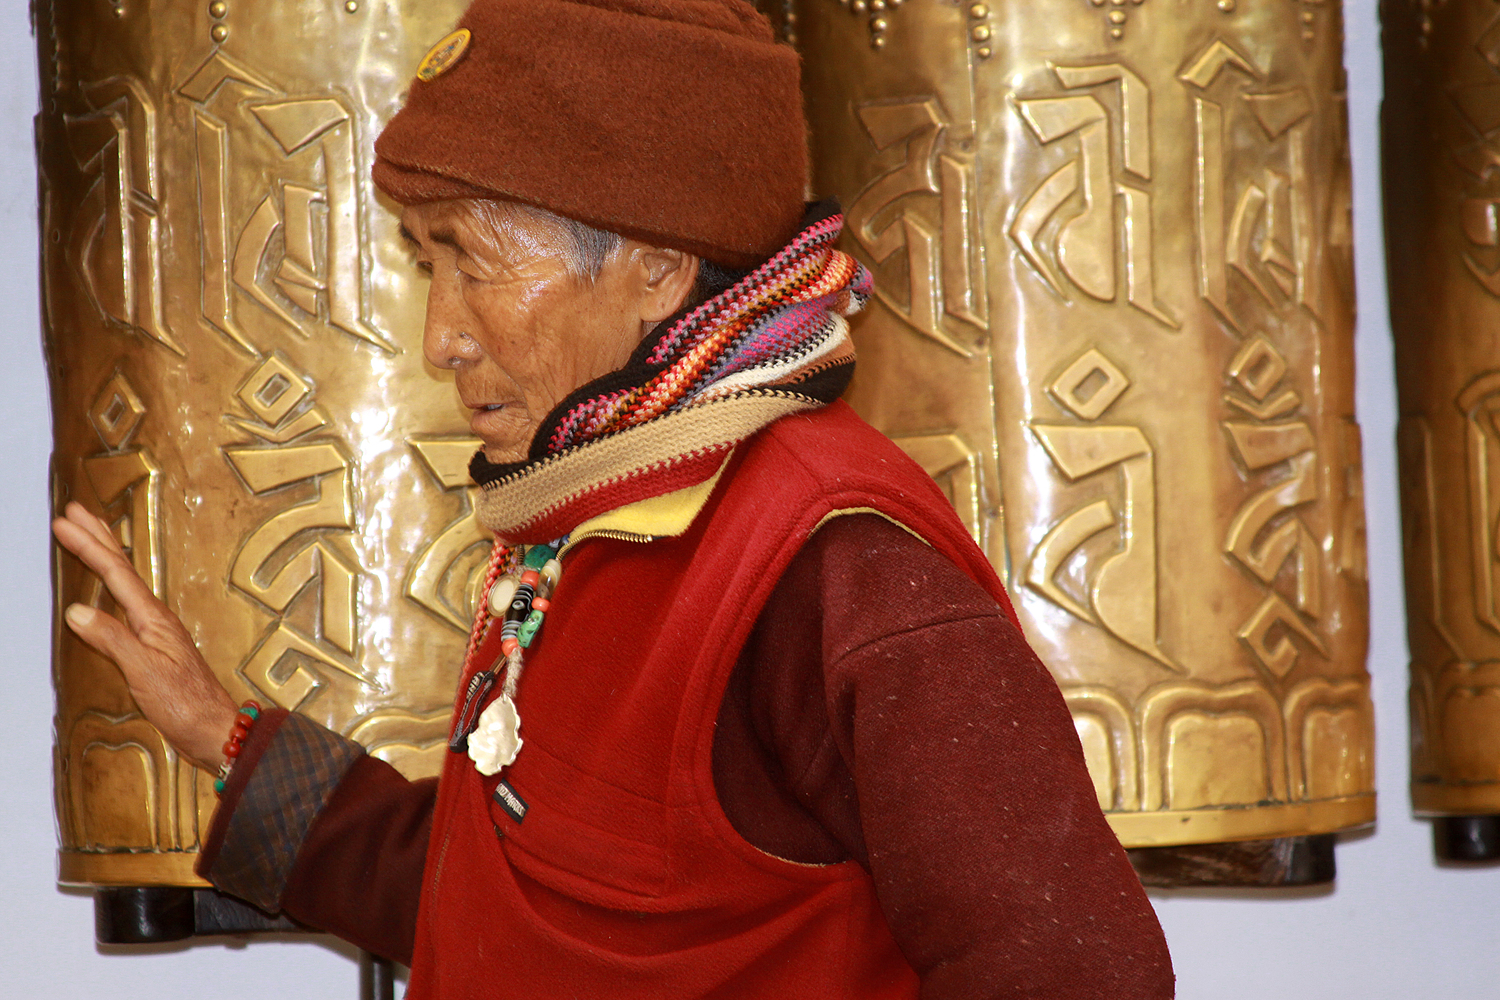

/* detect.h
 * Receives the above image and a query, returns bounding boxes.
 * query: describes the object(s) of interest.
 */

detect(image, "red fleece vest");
[405,402,1018,999]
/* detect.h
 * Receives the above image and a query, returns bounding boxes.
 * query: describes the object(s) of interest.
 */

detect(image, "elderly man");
[52,0,1173,996]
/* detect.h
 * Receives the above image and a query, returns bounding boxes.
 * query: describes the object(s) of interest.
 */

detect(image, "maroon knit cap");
[373,0,808,269]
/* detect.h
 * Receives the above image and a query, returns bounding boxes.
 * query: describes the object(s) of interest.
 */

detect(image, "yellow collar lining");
[569,451,736,543]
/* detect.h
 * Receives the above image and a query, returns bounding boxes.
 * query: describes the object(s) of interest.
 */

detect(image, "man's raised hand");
[52,501,239,772]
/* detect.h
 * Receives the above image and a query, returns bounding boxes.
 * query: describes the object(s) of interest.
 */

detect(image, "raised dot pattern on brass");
[832,0,910,50]
[788,0,1373,847]
[37,0,476,888]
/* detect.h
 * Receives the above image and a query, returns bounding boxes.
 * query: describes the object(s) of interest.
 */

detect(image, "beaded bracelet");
[214,701,263,797]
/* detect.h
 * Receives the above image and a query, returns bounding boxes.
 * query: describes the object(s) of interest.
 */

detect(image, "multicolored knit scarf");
[471,204,873,544]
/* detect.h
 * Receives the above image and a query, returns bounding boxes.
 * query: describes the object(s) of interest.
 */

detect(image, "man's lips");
[468,401,522,441]
[459,393,506,412]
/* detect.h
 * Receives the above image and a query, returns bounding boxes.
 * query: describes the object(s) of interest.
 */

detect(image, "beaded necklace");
[448,536,567,775]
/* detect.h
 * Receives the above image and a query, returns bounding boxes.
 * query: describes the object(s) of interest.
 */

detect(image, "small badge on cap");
[417,28,472,82]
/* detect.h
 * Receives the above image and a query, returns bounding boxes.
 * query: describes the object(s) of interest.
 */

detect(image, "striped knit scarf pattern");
[546,212,869,452]
[473,209,872,543]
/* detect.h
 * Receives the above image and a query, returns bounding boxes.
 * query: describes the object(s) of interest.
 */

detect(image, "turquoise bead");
[518,609,545,648]
[523,544,556,569]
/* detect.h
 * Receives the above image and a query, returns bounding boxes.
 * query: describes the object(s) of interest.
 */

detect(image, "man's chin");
[481,444,528,465]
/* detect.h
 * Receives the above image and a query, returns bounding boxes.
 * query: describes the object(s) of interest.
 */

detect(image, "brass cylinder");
[38,0,472,887]
[783,0,1374,847]
[1384,0,1500,821]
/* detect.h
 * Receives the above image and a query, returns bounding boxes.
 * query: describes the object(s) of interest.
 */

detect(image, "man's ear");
[633,245,700,324]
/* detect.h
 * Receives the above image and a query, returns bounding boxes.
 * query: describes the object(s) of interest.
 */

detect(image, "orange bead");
[501,637,519,657]
[223,740,242,758]
[520,569,540,587]
[531,597,551,613]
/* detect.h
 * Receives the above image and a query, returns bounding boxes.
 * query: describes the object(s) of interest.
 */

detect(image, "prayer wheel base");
[1432,816,1500,864]
[1127,835,1337,888]
[94,887,296,945]
[94,887,193,944]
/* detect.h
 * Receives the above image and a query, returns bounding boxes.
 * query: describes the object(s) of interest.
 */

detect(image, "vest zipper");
[559,528,657,559]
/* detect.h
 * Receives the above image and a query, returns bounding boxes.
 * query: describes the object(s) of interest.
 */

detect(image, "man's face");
[402,200,676,464]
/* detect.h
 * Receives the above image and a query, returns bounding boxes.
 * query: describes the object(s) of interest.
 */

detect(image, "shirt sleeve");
[196,708,438,965]
[723,513,1175,1000]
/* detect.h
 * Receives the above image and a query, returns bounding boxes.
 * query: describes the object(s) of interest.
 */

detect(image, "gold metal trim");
[1106,795,1376,848]
[58,851,211,888]
[1412,784,1500,817]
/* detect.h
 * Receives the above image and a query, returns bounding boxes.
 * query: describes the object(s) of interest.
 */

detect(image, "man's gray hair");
[469,199,622,281]
[475,199,746,303]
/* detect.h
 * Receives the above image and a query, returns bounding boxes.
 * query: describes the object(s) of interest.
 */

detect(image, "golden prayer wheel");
[1384,0,1500,860]
[776,0,1375,859]
[39,0,473,891]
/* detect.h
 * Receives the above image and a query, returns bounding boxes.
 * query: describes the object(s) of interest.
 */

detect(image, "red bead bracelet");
[214,700,263,797]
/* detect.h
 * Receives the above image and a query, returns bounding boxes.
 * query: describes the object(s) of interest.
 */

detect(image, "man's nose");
[422,277,480,370]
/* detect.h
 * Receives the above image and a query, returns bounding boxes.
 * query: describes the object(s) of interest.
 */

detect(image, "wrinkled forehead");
[400,199,572,260]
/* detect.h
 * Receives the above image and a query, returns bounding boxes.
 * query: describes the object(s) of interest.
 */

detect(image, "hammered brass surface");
[1384,0,1500,817]
[782,0,1374,846]
[38,0,477,886]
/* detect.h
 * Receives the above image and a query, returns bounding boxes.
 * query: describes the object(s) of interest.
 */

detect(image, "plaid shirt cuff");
[197,710,364,913]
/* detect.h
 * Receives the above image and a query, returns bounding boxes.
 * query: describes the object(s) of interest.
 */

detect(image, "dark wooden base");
[94,887,195,944]
[95,887,394,999]
[1433,815,1500,862]
[1127,834,1337,888]
[94,887,296,944]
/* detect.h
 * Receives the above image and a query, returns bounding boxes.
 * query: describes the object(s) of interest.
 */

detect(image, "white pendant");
[468,693,523,776]
[487,576,519,618]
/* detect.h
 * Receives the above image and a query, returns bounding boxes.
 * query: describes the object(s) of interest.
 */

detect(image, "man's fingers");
[52,516,164,623]
[56,507,236,773]
[64,502,129,559]
[53,516,130,580]
[63,603,143,667]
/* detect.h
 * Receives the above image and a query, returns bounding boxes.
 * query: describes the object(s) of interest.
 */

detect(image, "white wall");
[2,2,1495,998]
